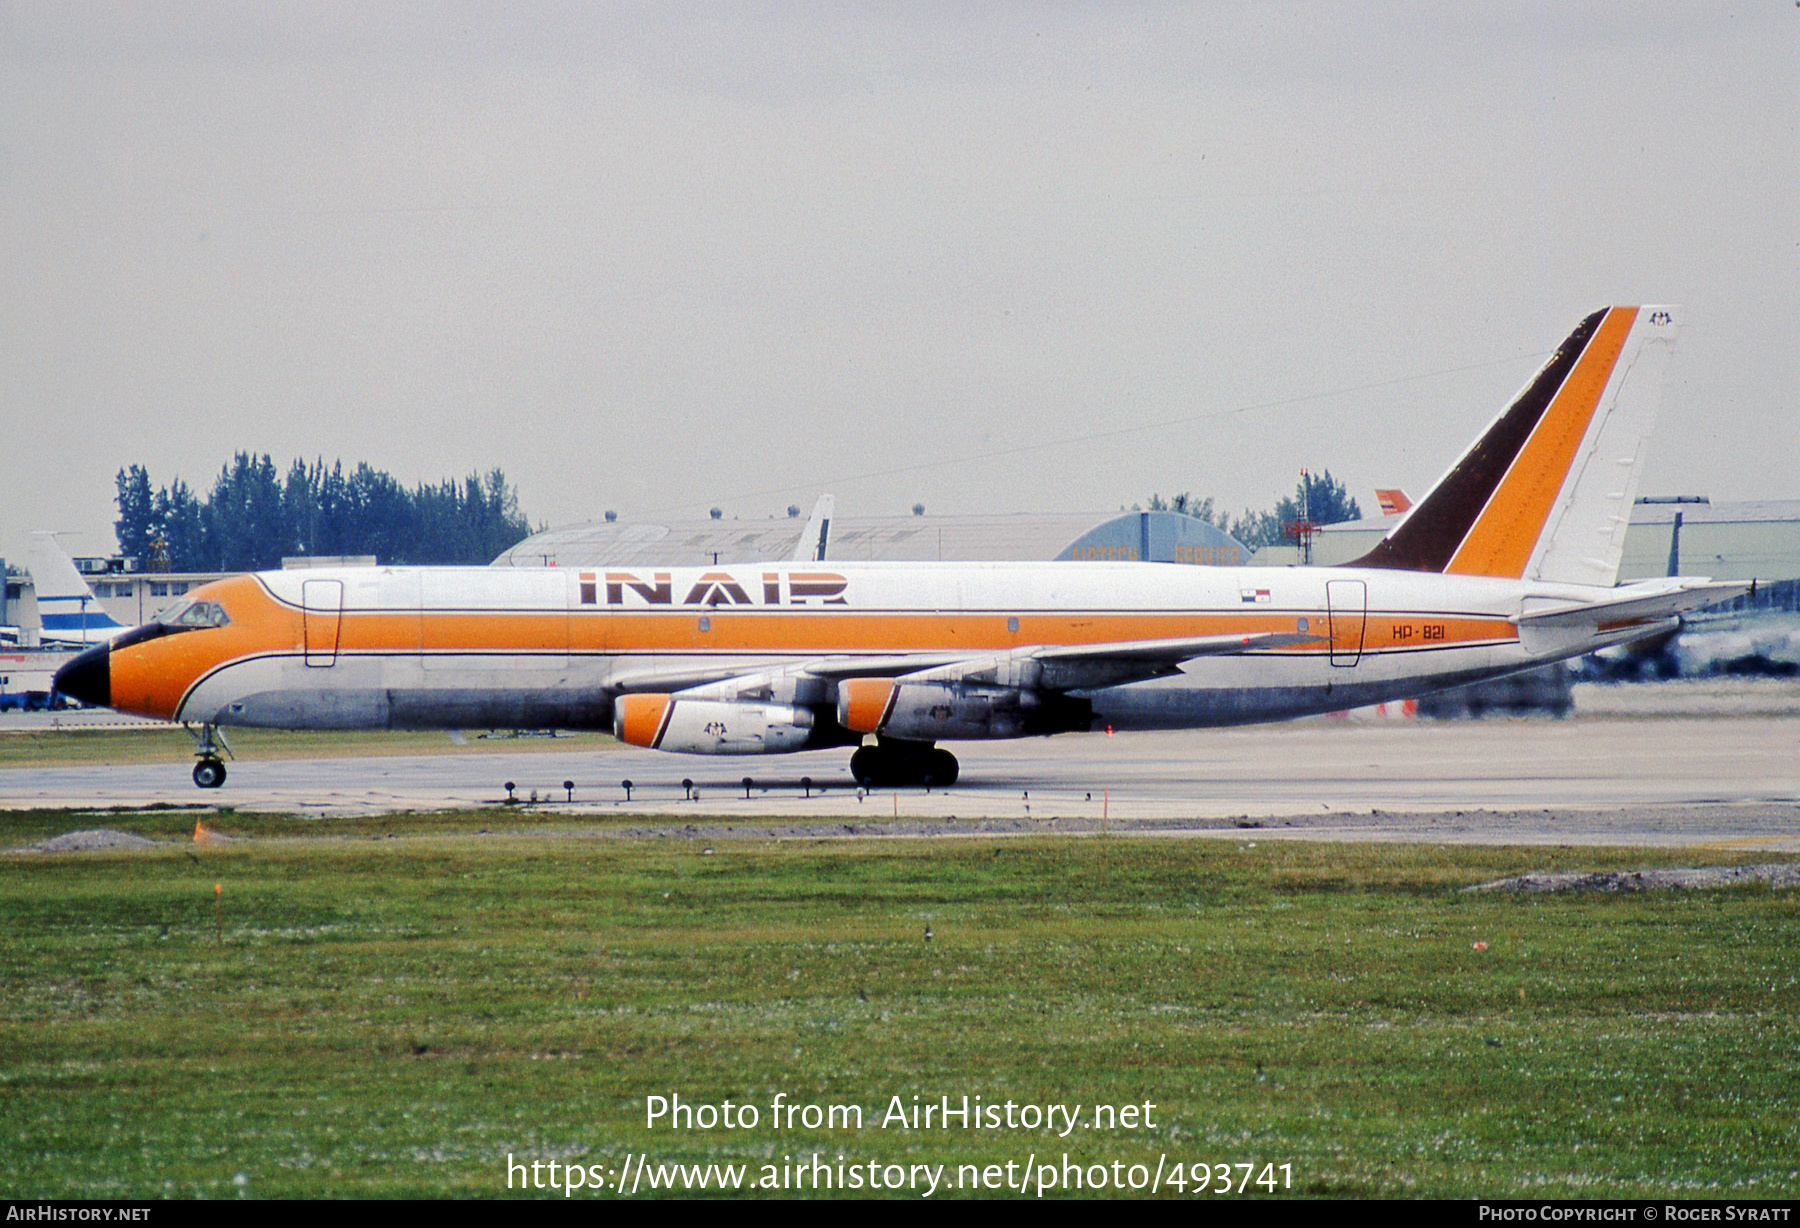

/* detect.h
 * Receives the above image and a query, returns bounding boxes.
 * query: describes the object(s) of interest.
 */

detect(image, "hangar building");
[491,510,1250,570]
[1258,497,1800,587]
[3,515,1246,646]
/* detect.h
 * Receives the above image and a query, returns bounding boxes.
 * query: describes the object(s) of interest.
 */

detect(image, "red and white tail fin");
[1352,306,1679,586]
[1374,489,1412,517]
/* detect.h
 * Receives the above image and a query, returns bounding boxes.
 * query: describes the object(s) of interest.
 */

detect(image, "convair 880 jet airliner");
[58,307,1744,789]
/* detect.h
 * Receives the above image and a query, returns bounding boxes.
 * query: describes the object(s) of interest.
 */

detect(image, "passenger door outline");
[1326,579,1367,667]
[302,579,343,668]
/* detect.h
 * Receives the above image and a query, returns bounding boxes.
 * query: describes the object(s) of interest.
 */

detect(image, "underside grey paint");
[206,658,1513,737]
[220,687,617,731]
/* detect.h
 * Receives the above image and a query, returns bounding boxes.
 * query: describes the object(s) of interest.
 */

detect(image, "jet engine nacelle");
[837,678,1046,741]
[614,693,814,754]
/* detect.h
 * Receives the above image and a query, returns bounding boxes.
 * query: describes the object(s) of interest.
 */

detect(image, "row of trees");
[115,455,533,573]
[1143,471,1362,548]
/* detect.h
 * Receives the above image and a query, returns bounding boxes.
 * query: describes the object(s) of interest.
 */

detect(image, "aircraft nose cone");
[54,643,110,708]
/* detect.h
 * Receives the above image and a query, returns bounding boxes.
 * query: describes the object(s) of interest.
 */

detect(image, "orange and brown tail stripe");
[1446,307,1637,578]
[1352,308,1635,576]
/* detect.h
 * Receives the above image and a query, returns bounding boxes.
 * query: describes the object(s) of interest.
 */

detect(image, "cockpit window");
[166,600,231,629]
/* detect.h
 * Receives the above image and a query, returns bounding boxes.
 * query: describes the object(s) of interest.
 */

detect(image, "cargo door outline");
[1326,579,1367,667]
[302,580,343,667]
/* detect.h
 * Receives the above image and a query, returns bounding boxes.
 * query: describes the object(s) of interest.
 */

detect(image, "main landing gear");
[185,722,232,790]
[850,740,959,788]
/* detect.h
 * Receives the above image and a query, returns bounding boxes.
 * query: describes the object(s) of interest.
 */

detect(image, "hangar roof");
[492,511,1250,568]
[1285,500,1800,582]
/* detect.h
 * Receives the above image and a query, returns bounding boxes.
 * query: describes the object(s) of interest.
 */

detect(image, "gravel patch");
[12,828,161,854]
[1468,863,1800,893]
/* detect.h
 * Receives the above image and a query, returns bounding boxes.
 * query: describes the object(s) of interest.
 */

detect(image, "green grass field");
[2,812,1797,1199]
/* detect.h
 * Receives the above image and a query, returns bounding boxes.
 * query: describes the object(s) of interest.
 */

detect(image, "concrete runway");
[3,713,1797,848]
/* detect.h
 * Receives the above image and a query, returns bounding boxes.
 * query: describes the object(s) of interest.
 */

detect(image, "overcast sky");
[3,2,1795,568]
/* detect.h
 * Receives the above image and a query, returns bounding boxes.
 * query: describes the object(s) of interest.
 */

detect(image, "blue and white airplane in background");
[26,533,135,647]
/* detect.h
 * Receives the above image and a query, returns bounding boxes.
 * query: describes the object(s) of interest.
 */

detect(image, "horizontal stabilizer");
[1515,579,1748,630]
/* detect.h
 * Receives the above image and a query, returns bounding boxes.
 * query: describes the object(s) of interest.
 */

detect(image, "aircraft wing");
[904,632,1324,692]
[606,652,975,697]
[1033,631,1320,663]
[611,632,1322,699]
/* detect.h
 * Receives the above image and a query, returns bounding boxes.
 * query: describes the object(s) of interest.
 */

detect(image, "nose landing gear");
[184,722,233,790]
[850,740,959,788]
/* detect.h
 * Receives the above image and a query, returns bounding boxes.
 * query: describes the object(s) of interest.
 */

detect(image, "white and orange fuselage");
[99,560,1666,738]
[59,305,1746,780]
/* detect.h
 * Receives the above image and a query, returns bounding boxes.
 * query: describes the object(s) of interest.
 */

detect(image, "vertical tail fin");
[26,532,99,603]
[26,532,128,642]
[792,494,835,563]
[1351,306,1678,586]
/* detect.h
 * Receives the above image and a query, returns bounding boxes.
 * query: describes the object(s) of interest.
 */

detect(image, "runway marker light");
[1474,941,1489,950]
[213,882,222,946]
[621,779,634,802]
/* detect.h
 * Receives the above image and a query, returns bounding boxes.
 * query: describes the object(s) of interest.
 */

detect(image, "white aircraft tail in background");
[26,533,132,647]
[791,494,835,562]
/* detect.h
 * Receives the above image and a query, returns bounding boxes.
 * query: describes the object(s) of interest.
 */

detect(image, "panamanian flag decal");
[1240,588,1271,604]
